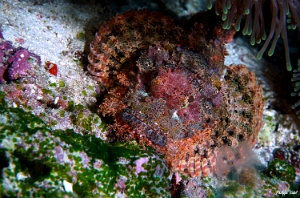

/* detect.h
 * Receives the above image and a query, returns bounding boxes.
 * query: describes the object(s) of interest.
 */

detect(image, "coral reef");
[0,1,299,196]
[0,29,171,197]
[0,31,106,140]
[88,9,264,177]
[0,91,171,197]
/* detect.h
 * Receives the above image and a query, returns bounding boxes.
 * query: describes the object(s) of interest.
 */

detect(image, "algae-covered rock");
[266,158,296,184]
[0,91,170,197]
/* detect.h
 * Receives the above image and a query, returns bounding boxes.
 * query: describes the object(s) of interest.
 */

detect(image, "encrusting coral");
[88,9,264,177]
[0,91,171,197]
[0,34,41,83]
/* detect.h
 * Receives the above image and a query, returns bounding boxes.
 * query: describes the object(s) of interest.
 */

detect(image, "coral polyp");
[88,9,264,177]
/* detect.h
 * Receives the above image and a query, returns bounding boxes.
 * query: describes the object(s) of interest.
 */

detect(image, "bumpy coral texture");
[88,10,264,177]
[0,34,41,83]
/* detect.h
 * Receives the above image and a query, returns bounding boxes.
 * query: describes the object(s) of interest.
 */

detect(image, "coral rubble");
[88,9,264,177]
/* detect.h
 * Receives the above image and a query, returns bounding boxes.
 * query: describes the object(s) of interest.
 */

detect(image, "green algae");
[70,110,103,132]
[41,88,52,94]
[49,82,56,87]
[58,80,66,88]
[82,90,87,96]
[0,91,171,197]
[76,32,85,41]
[59,110,65,117]
[265,158,296,185]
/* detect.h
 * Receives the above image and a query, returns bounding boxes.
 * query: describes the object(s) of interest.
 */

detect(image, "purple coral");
[0,33,40,83]
[80,151,91,168]
[134,157,149,176]
[54,146,65,164]
[7,49,32,81]
[115,176,127,193]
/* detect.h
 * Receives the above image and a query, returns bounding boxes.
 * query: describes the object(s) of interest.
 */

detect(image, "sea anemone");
[291,59,300,117]
[208,0,300,71]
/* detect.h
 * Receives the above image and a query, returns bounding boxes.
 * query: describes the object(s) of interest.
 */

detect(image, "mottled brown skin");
[88,9,264,177]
